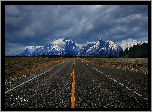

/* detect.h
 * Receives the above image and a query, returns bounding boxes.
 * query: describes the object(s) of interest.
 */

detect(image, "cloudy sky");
[5,5,148,55]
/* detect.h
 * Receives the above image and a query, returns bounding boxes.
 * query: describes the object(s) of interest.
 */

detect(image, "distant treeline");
[119,43,148,58]
[6,43,148,58]
[6,54,115,58]
[6,53,74,58]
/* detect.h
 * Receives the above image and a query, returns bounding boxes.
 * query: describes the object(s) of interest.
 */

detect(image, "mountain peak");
[78,39,122,57]
[98,39,103,42]
[9,37,123,57]
[63,37,70,42]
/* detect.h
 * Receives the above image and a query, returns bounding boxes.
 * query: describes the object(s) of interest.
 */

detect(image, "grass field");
[80,58,148,74]
[5,57,69,82]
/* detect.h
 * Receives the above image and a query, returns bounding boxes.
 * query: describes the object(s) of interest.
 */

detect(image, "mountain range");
[8,37,146,57]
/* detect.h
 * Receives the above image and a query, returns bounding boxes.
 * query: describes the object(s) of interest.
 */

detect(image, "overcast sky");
[5,5,148,55]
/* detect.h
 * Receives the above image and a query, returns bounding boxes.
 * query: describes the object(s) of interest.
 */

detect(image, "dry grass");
[5,57,69,81]
[80,58,148,74]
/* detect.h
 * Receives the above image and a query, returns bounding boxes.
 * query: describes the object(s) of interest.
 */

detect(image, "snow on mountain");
[31,47,44,56]
[118,38,146,51]
[124,40,146,50]
[13,48,32,56]
[25,46,43,53]
[10,37,80,56]
[51,38,65,45]
[78,39,122,57]
[9,37,124,57]
[9,37,147,57]
[62,37,80,56]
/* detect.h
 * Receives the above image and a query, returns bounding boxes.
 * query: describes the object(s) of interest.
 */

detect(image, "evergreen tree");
[128,47,134,58]
[119,50,124,57]
[128,43,148,58]
[123,48,129,56]
[42,54,45,58]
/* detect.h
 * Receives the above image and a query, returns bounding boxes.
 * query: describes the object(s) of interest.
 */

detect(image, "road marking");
[119,83,124,86]
[84,62,148,101]
[134,91,142,96]
[5,61,67,94]
[144,97,148,100]
[71,58,76,108]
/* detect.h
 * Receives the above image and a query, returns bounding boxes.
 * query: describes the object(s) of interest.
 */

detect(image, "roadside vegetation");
[5,57,69,82]
[80,58,148,74]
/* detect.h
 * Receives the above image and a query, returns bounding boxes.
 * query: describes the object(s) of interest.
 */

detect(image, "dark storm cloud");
[5,5,148,55]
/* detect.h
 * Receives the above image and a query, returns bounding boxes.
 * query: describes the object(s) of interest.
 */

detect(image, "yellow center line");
[71,58,76,108]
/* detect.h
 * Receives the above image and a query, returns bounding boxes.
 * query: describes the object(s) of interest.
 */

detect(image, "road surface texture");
[5,59,73,108]
[5,58,148,108]
[75,59,148,108]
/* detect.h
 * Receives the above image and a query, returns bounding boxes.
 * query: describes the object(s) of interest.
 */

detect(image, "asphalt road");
[5,58,148,108]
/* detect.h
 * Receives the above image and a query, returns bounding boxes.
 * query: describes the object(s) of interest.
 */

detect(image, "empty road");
[5,58,148,108]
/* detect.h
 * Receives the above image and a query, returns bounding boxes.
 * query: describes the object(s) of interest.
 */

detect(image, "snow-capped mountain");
[123,40,146,50]
[9,37,125,57]
[10,37,80,56]
[78,39,122,57]
[63,37,80,56]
